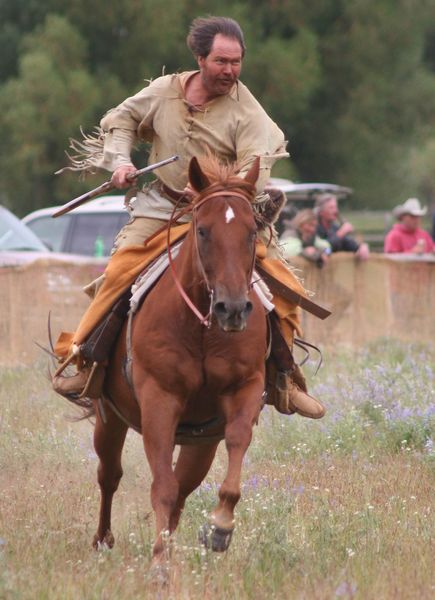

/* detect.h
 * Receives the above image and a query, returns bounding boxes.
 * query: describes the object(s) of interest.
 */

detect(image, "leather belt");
[159,181,186,203]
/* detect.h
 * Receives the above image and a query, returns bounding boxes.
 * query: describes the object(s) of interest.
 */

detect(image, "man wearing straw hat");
[384,198,434,254]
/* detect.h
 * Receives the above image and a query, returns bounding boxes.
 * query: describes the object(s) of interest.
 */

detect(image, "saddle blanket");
[55,224,307,359]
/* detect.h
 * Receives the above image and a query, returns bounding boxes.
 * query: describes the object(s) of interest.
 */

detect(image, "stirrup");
[52,368,89,396]
[79,361,106,399]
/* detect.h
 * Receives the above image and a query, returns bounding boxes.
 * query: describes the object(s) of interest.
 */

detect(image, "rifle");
[52,155,179,218]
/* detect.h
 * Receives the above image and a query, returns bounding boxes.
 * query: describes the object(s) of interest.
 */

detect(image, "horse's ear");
[244,157,260,187]
[189,157,211,192]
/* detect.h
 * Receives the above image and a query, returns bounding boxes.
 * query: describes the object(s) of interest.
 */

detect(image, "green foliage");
[245,28,321,131]
[0,15,126,214]
[2,1,435,213]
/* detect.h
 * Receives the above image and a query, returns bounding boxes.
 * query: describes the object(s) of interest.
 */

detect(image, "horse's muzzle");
[213,298,253,332]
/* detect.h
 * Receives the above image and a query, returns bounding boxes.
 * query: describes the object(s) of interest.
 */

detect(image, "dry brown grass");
[0,346,434,599]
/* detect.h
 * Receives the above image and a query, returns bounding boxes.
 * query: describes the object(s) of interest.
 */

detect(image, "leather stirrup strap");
[268,311,295,372]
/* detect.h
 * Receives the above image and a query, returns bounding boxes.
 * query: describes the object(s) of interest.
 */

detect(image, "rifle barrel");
[52,155,179,218]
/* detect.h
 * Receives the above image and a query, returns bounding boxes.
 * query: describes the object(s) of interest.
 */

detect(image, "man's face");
[401,214,420,231]
[320,198,339,223]
[198,34,243,97]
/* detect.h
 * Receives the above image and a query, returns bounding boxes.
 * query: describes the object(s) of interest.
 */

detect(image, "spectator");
[280,209,331,268]
[384,198,434,254]
[314,194,370,259]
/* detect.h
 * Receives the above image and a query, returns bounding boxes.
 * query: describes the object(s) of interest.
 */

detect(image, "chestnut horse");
[92,156,267,567]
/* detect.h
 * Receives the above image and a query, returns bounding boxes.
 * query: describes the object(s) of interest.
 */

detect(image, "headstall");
[166,188,256,327]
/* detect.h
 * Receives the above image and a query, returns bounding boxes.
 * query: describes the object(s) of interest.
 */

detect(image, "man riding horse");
[52,16,325,420]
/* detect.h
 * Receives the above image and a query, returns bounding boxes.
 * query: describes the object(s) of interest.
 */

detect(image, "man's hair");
[291,209,317,230]
[187,16,246,58]
[314,193,336,215]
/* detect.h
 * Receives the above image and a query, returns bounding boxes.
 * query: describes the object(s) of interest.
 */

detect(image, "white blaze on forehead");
[225,205,235,223]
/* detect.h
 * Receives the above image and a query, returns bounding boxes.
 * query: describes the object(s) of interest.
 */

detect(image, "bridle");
[166,187,257,327]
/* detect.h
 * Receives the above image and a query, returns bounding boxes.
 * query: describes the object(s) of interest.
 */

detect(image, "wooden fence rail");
[0,254,433,366]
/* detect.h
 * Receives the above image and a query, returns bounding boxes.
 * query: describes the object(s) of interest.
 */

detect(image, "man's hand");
[411,239,426,255]
[356,242,370,260]
[111,164,136,189]
[303,246,317,257]
[182,183,196,201]
[336,222,354,238]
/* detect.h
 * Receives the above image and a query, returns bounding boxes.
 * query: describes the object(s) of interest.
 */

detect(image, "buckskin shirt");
[54,72,307,360]
[97,71,288,220]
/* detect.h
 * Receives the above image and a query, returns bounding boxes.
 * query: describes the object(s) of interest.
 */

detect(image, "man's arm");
[384,231,401,253]
[97,79,162,172]
[99,128,137,174]
[234,92,289,195]
[340,235,361,253]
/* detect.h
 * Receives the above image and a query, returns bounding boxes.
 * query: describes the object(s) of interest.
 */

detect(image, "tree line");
[2,0,435,216]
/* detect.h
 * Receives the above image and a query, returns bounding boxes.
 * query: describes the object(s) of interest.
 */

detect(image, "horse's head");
[188,156,260,332]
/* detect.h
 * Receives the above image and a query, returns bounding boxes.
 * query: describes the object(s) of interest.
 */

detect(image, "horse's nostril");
[214,301,227,315]
[214,300,253,319]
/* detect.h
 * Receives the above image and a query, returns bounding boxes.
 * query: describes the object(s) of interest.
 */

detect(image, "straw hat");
[392,198,427,218]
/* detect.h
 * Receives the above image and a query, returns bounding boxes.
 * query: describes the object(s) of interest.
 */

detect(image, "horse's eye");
[197,227,207,238]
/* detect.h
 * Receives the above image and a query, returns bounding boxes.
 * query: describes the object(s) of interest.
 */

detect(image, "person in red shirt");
[384,198,434,254]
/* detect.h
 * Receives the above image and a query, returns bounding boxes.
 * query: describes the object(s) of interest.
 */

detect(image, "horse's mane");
[196,154,257,199]
[194,153,285,227]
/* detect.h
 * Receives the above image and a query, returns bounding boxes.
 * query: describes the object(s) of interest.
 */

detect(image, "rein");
[166,188,256,328]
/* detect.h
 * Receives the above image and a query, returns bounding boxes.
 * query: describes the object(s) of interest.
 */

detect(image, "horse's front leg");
[201,374,264,552]
[169,442,219,532]
[136,377,184,563]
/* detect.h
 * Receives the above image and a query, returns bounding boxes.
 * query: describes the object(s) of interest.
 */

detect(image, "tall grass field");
[0,340,434,599]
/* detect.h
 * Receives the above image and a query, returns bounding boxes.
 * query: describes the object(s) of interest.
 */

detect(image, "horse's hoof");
[198,523,233,552]
[92,530,115,550]
[148,562,170,587]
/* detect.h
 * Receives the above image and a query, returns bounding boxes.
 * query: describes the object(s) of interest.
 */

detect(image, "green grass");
[0,341,434,598]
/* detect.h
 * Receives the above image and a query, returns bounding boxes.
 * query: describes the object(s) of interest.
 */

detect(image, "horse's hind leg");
[92,402,128,550]
[169,442,219,532]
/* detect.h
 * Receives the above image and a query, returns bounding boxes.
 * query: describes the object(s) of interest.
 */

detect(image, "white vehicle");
[23,195,130,257]
[23,181,353,255]
[0,205,99,267]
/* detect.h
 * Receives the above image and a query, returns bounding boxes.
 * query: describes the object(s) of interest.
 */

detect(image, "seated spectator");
[280,209,331,268]
[314,194,369,260]
[384,198,434,254]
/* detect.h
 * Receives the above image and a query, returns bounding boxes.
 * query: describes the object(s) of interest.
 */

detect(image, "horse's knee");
[97,464,123,494]
[151,476,179,512]
[225,419,252,448]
